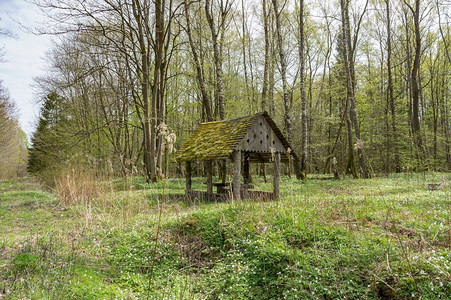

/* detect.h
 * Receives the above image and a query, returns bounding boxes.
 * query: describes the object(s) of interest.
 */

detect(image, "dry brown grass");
[54,167,112,205]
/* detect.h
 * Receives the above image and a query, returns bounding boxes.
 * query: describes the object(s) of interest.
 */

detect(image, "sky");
[0,0,51,138]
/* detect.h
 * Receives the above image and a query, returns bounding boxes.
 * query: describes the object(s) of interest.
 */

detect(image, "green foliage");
[1,174,450,298]
[0,81,28,180]
[28,92,70,181]
[12,253,39,271]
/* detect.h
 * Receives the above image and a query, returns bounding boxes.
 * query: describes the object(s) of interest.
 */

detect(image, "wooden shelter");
[175,112,298,200]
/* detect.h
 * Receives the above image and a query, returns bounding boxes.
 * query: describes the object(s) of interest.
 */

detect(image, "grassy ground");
[0,173,450,299]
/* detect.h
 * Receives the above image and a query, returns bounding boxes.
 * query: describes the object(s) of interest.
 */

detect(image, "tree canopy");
[28,0,451,179]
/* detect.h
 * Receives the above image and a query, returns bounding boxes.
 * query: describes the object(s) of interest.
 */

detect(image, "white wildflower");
[354,138,364,150]
[332,156,337,165]
[157,123,177,154]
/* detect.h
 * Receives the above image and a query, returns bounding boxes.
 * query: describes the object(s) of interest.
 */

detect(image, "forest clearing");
[1,173,450,298]
[0,0,450,298]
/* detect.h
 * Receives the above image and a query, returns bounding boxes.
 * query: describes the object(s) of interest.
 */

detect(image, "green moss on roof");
[176,114,258,162]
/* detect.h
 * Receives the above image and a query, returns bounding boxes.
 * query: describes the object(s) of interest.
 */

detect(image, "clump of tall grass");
[51,162,163,226]
[54,166,113,205]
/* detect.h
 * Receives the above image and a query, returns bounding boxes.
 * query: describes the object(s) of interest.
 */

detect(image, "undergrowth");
[0,173,450,299]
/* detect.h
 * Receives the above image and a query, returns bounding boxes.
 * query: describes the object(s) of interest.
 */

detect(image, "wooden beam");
[273,152,281,200]
[243,152,250,185]
[221,159,227,184]
[206,160,213,195]
[185,161,192,194]
[243,152,250,199]
[233,150,241,200]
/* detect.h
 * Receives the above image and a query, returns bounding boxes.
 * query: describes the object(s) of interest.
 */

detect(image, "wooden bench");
[213,183,255,194]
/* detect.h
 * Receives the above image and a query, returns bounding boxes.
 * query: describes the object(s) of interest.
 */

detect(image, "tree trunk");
[184,0,213,122]
[272,0,300,179]
[340,0,369,178]
[206,160,213,195]
[408,0,424,162]
[299,0,307,180]
[132,0,154,182]
[152,0,165,181]
[205,0,227,120]
[385,0,401,172]
[240,0,250,109]
[260,0,270,180]
[271,0,292,143]
[403,9,413,154]
[261,0,270,112]
[345,97,356,177]
[273,152,280,200]
[185,161,192,193]
[233,150,241,201]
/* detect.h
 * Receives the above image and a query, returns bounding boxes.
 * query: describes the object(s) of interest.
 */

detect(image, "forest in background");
[0,80,28,180]
[0,23,28,180]
[23,0,450,183]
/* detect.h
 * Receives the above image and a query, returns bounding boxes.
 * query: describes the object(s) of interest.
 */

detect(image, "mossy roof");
[176,112,298,162]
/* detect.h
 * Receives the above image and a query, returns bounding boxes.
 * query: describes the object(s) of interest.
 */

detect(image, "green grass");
[0,173,450,299]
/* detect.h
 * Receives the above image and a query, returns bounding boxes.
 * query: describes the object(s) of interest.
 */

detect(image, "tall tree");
[340,0,370,178]
[184,0,213,122]
[261,0,270,112]
[272,0,300,179]
[0,82,27,179]
[271,0,292,143]
[385,0,401,172]
[130,0,154,181]
[403,0,424,163]
[32,0,180,182]
[205,0,233,120]
[298,0,307,179]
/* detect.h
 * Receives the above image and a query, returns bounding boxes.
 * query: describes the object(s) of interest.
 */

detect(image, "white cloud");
[0,0,52,138]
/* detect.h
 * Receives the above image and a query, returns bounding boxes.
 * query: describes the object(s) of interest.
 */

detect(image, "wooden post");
[243,152,250,185]
[243,152,250,199]
[233,150,241,200]
[273,152,281,200]
[257,154,267,183]
[221,159,227,184]
[185,161,192,195]
[206,160,213,196]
